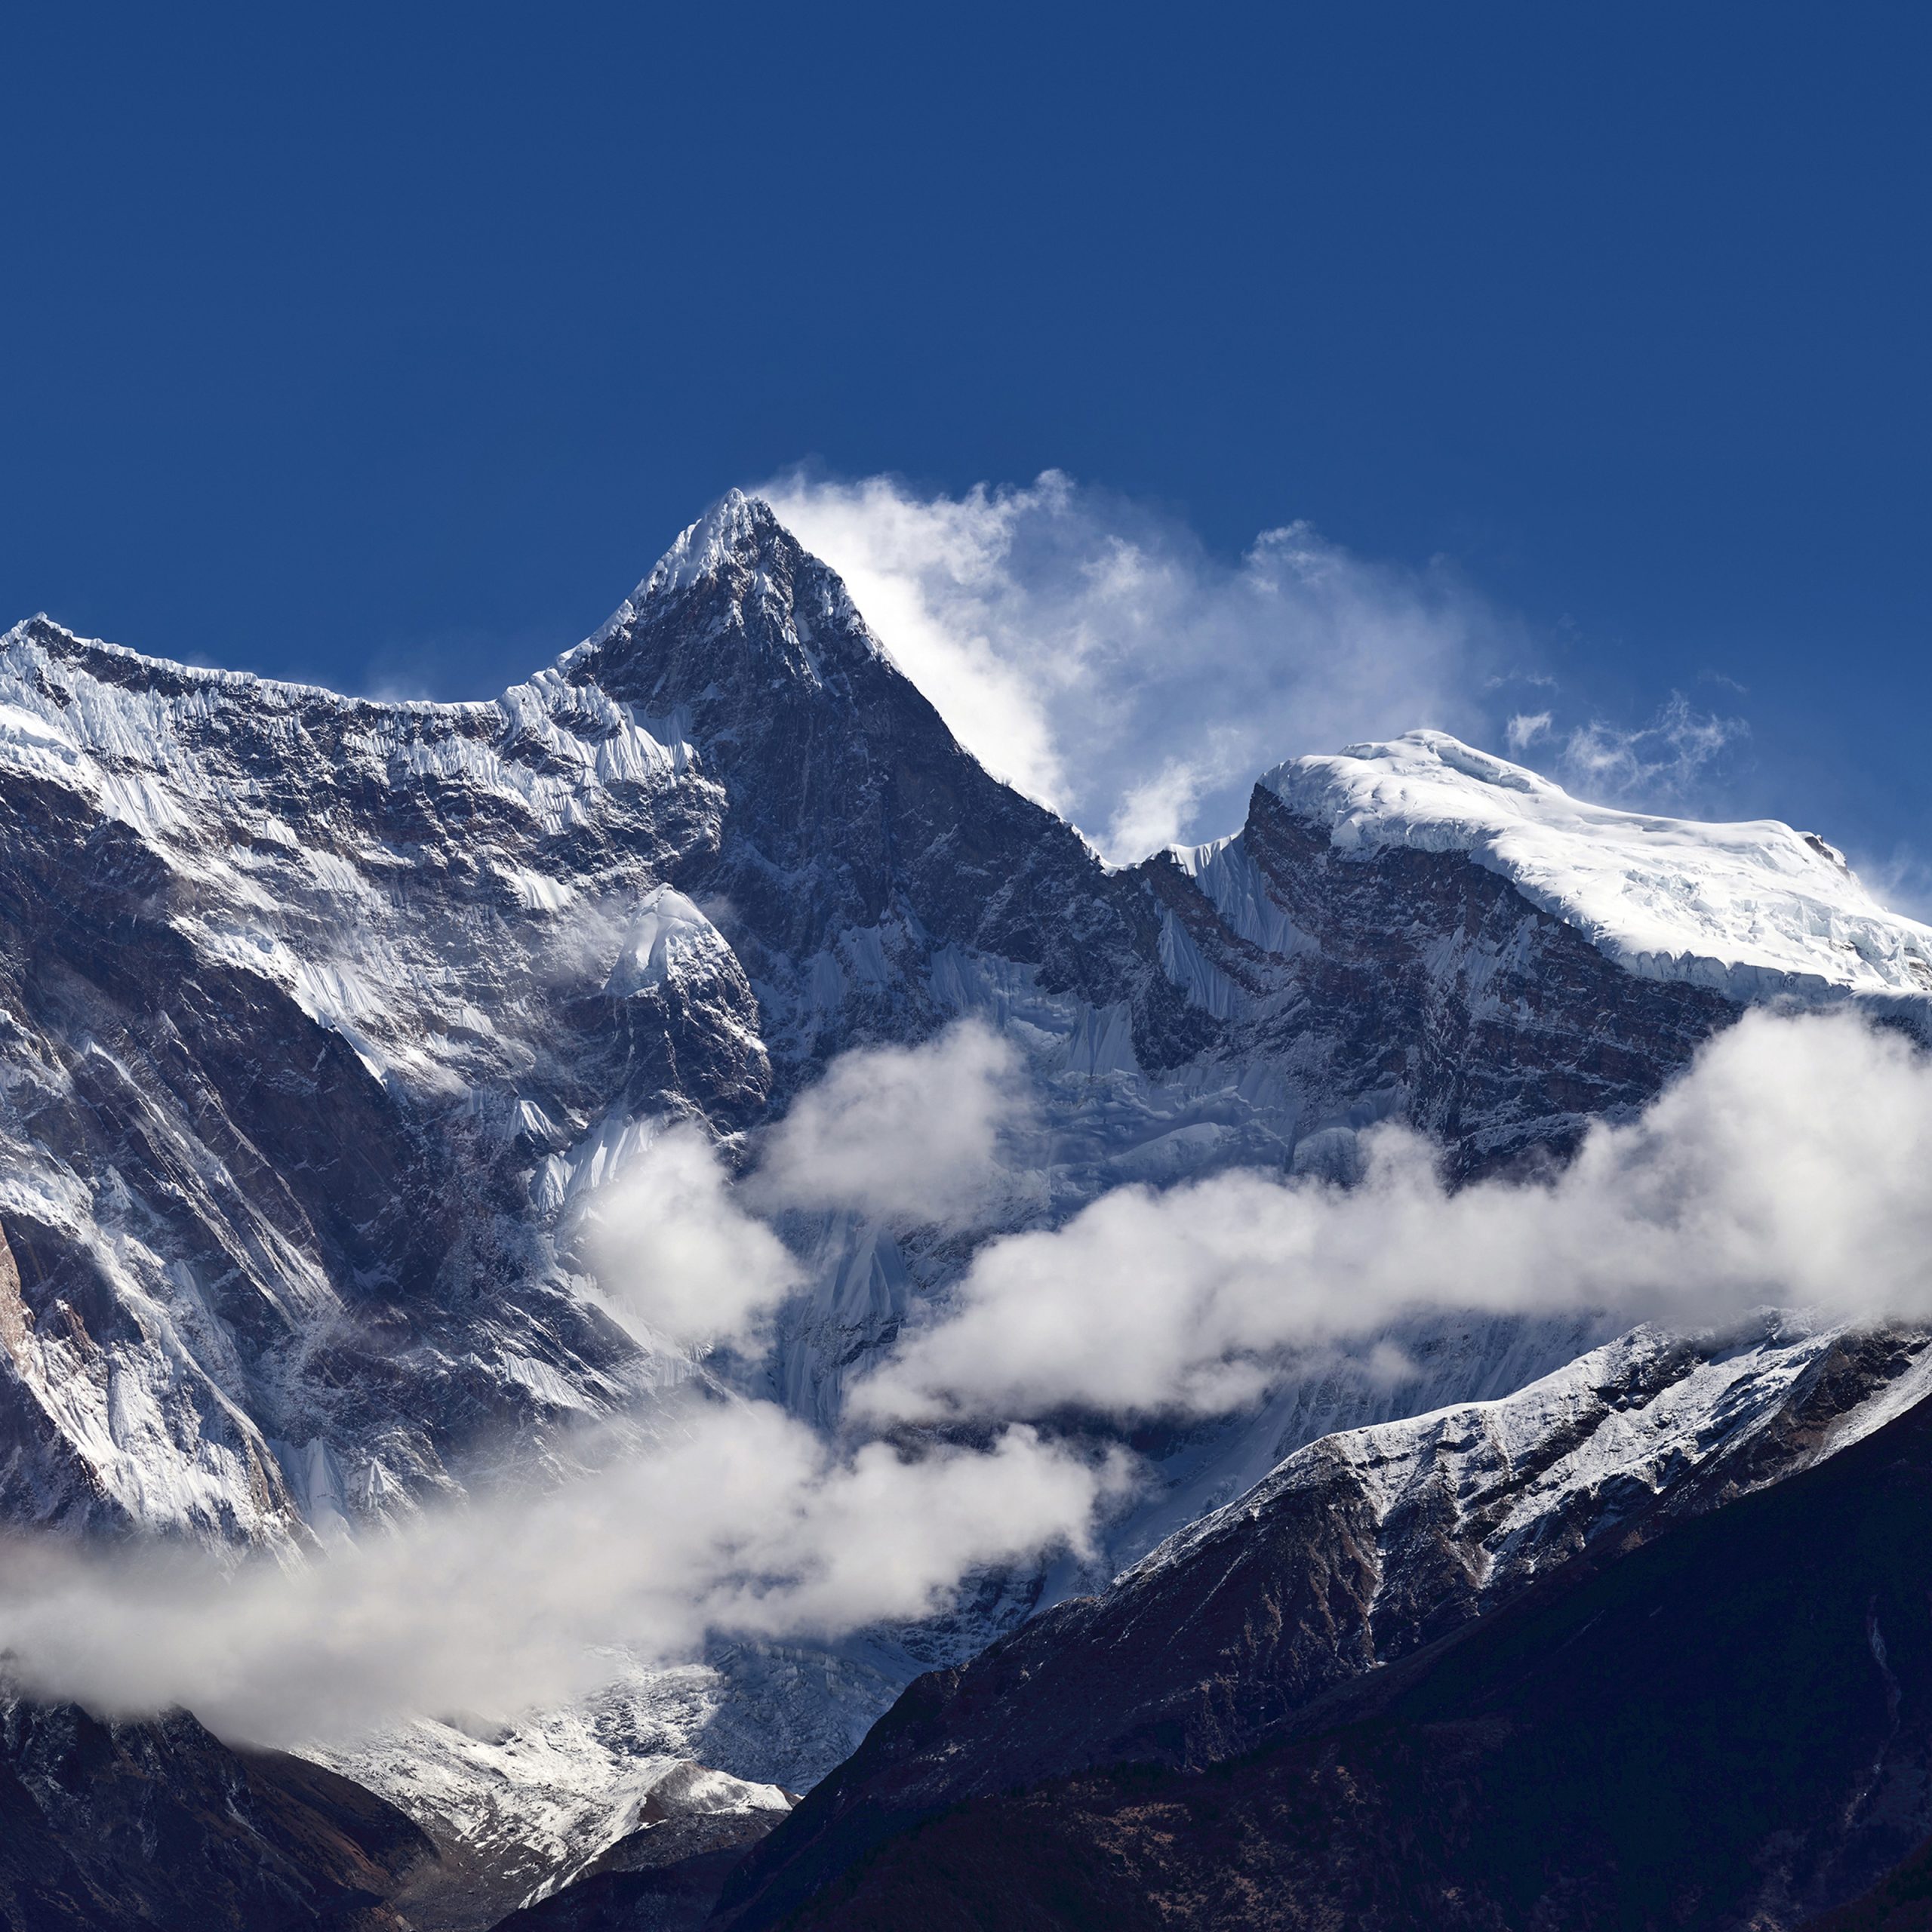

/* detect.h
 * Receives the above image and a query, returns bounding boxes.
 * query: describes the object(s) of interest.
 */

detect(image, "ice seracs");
[1260,729,1932,1001]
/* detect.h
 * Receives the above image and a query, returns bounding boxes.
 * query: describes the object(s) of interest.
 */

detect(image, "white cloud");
[747,1019,1029,1226]
[580,1022,1026,1354]
[0,1401,1123,1746]
[1506,709,1552,752]
[760,469,1504,860]
[853,1011,1932,1424]
[582,1122,801,1349]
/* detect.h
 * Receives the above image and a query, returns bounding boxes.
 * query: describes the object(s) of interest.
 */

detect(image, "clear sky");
[4,5,1927,885]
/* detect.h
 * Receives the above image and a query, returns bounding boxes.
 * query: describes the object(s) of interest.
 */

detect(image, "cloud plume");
[1555,692,1749,805]
[761,469,1504,860]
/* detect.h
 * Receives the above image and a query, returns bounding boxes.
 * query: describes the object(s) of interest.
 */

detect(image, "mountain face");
[5,494,1924,1553]
[4,492,1932,1923]
[721,1374,1932,1932]
[0,491,1211,1549]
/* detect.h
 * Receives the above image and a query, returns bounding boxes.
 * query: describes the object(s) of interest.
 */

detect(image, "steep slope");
[1804,1838,1932,1931]
[718,1319,1932,1928]
[0,1691,432,1931]
[1266,731,1932,1001]
[727,1364,1932,1932]
[571,499,1208,1078]
[1155,732,1932,1177]
[372,1753,794,1932]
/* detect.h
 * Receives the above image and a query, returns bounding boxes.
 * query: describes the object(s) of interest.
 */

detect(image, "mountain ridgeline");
[2,494,1930,1927]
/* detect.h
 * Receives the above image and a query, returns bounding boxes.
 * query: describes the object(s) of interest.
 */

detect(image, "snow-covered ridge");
[1124,1315,1932,1619]
[1260,729,1932,1002]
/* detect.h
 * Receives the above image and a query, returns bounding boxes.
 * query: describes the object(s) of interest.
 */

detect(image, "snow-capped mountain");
[5,491,1924,1552]
[4,491,1931,1922]
[1261,731,1932,1002]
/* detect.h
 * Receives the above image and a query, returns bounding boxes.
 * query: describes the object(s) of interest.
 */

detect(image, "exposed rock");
[0,1690,432,1931]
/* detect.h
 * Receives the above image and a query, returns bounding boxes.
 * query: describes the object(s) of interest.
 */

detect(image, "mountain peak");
[559,491,898,724]
[586,490,791,648]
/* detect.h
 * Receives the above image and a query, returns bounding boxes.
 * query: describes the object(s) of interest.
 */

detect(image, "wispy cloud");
[1849,846,1932,926]
[1554,692,1749,806]
[0,1404,1122,1746]
[1506,709,1552,752]
[760,469,1506,860]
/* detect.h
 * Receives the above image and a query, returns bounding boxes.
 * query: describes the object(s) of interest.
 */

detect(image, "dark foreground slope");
[0,1696,432,1930]
[719,1380,1932,1931]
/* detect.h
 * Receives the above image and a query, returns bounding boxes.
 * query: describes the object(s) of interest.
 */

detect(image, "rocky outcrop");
[0,1692,432,1930]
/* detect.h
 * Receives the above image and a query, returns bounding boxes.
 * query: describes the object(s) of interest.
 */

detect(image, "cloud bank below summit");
[853,1011,1932,1423]
[4,1008,1932,1743]
[0,1405,1118,1746]
[581,1023,1029,1351]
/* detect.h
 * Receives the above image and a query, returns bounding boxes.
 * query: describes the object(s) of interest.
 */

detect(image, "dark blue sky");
[4,4,1927,877]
